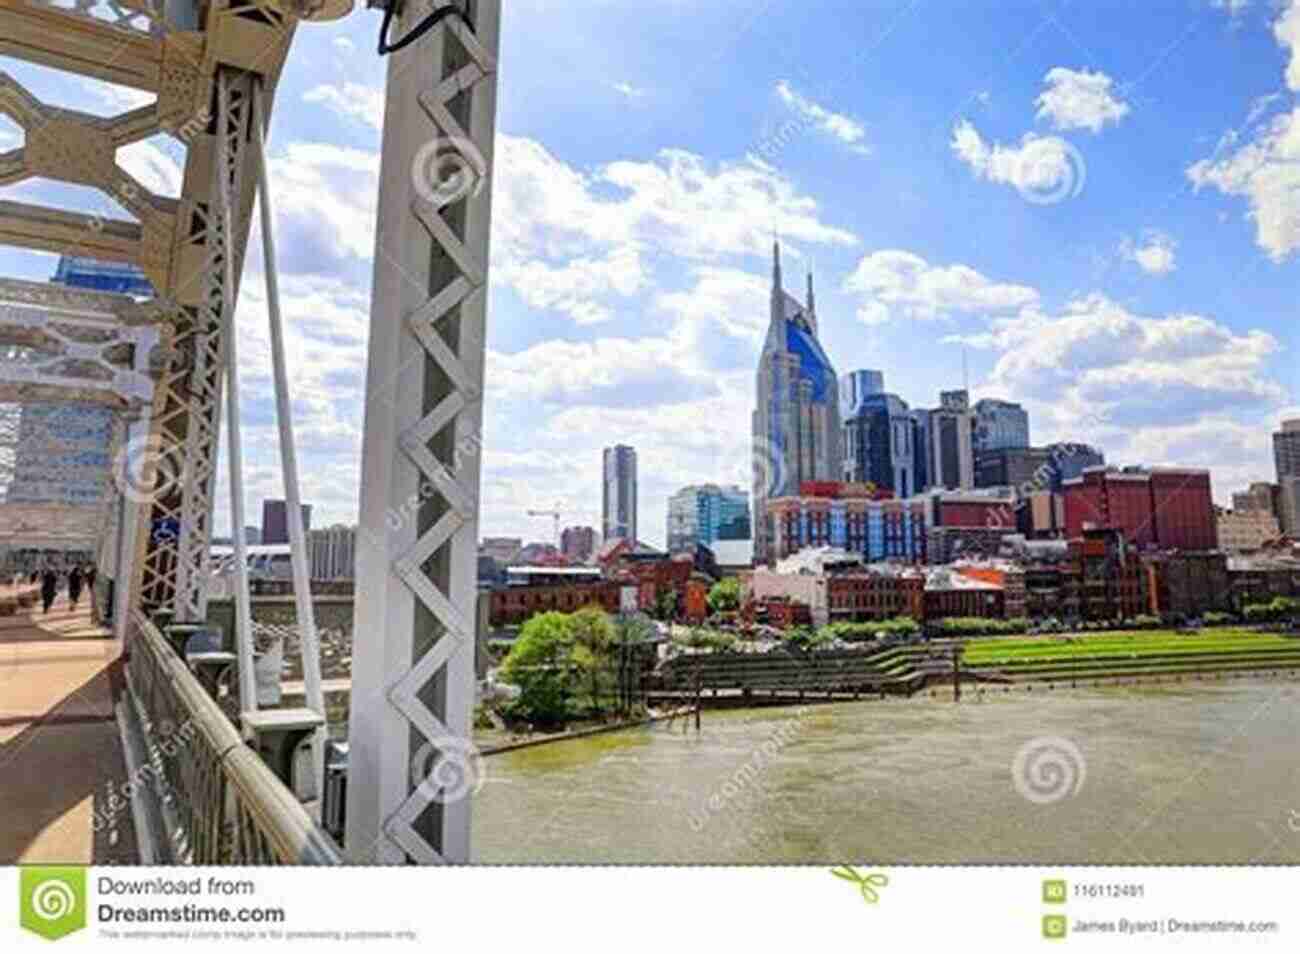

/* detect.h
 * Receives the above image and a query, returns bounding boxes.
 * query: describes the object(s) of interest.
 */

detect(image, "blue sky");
[2,0,1298,547]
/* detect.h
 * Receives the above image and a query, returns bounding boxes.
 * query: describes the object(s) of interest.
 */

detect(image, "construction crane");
[527,503,566,549]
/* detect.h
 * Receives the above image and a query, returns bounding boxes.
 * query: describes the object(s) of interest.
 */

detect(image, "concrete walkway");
[0,595,138,864]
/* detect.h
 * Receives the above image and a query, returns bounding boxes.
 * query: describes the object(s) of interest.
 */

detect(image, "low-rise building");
[1143,552,1230,619]
[1068,528,1147,622]
[488,566,620,626]
[1216,507,1280,552]
[923,566,1005,620]
[1227,553,1300,606]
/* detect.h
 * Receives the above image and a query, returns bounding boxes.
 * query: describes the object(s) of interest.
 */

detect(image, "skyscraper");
[1274,419,1300,535]
[666,484,750,552]
[602,444,637,543]
[753,242,841,561]
[924,390,974,491]
[972,398,1029,453]
[839,369,885,417]
[841,391,916,496]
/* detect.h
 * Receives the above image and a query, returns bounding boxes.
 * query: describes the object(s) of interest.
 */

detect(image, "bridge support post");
[345,0,500,863]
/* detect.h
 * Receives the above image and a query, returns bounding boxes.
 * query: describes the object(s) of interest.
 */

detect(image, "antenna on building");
[962,345,969,394]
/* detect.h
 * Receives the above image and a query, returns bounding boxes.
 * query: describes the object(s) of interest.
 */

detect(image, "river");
[472,678,1300,863]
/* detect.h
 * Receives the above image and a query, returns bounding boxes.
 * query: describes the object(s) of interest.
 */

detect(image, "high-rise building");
[841,392,917,496]
[1232,481,1281,517]
[923,390,974,491]
[308,524,357,580]
[666,484,750,553]
[602,444,637,543]
[1278,477,1300,538]
[753,243,841,561]
[560,525,597,562]
[1062,467,1216,551]
[1274,419,1300,479]
[261,499,312,545]
[839,369,885,417]
[909,408,931,492]
[974,446,1053,491]
[972,398,1030,453]
[1274,420,1300,534]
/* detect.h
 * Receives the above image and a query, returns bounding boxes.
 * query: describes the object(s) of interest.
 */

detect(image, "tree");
[500,612,575,726]
[569,605,617,713]
[707,577,742,614]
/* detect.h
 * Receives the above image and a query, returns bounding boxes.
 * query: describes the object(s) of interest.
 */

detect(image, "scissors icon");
[830,866,889,904]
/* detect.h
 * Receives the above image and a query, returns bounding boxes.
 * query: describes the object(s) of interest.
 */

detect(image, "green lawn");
[962,627,1299,668]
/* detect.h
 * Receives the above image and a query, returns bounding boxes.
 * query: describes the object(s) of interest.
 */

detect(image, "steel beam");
[346,0,500,864]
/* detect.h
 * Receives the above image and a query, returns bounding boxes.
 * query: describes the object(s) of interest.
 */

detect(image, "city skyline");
[1,2,1297,546]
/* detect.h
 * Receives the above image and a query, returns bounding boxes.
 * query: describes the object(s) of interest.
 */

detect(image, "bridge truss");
[0,0,501,864]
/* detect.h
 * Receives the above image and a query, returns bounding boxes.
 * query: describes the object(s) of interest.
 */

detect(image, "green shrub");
[674,628,737,652]
[707,577,742,614]
[937,616,1028,636]
[784,625,834,651]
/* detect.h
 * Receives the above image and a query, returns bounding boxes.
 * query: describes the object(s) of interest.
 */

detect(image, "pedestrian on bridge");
[85,564,98,610]
[68,566,84,610]
[40,567,58,615]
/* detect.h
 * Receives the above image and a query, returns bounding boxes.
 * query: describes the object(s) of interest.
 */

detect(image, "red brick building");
[489,579,621,626]
[1063,467,1215,551]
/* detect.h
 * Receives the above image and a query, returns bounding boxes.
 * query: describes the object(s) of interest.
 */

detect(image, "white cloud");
[268,142,381,270]
[77,77,153,114]
[1187,107,1300,261]
[490,134,856,324]
[117,139,184,197]
[843,250,1039,324]
[611,82,646,99]
[303,82,385,129]
[774,80,872,156]
[951,119,1084,200]
[1278,0,1300,91]
[1035,67,1130,133]
[1121,230,1178,275]
[952,294,1285,433]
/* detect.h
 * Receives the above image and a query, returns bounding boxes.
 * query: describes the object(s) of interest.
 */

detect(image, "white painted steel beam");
[346,0,500,864]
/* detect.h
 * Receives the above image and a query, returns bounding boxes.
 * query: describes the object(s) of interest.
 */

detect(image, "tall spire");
[772,238,783,291]
[806,268,815,314]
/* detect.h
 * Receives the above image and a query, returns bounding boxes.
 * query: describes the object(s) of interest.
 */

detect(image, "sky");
[1,0,1298,549]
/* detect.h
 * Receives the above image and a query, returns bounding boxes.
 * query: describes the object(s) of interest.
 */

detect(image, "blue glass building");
[752,243,841,561]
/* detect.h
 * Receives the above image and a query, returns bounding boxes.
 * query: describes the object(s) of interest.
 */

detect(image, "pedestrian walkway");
[0,596,138,864]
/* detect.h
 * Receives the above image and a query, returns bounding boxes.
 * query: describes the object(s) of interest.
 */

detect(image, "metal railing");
[123,610,341,864]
